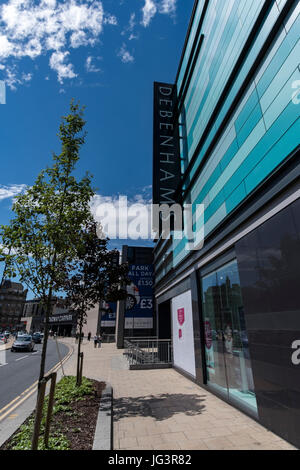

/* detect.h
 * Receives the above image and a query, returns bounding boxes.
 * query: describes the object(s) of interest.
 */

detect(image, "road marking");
[0,342,73,423]
[0,363,8,367]
[15,355,29,362]
[0,381,38,416]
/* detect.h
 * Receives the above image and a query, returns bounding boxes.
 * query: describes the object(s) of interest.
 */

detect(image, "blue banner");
[125,264,154,329]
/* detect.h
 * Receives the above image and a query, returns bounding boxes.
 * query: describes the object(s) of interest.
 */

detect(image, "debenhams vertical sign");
[153,82,181,205]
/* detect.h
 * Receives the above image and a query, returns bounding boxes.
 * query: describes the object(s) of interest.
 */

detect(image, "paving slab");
[59,338,297,451]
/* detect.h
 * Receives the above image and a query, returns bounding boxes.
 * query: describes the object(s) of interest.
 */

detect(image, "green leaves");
[0,100,94,302]
[0,101,99,386]
[64,221,130,331]
[8,376,93,451]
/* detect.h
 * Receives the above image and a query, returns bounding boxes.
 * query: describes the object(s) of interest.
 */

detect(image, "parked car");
[32,332,42,344]
[17,331,26,336]
[11,335,34,352]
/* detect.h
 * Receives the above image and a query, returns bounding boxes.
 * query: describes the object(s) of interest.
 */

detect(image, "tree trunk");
[76,318,83,386]
[38,287,53,383]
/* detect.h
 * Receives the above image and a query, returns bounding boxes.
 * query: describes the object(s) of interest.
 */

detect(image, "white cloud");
[122,12,138,41]
[141,0,177,27]
[85,56,101,73]
[1,65,33,90]
[0,0,116,87]
[129,33,138,41]
[49,50,77,83]
[0,184,27,201]
[117,43,134,64]
[129,13,136,31]
[159,0,177,15]
[104,14,117,26]
[141,0,157,27]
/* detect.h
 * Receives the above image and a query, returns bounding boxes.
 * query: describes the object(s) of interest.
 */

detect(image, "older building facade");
[0,280,28,330]
[22,297,76,336]
[154,0,300,448]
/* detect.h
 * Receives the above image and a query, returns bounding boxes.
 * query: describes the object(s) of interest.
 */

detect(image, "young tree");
[0,101,94,383]
[64,221,129,385]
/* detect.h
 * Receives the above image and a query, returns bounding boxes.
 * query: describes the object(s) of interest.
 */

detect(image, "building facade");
[154,0,300,448]
[0,280,28,330]
[22,298,76,336]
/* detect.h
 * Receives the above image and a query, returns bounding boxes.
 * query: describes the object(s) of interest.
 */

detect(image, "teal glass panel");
[256,13,300,99]
[226,182,247,214]
[192,164,222,208]
[260,38,300,113]
[204,190,225,224]
[220,138,239,172]
[236,102,263,148]
[235,88,259,134]
[264,66,300,130]
[245,118,300,195]
[222,99,298,199]
[177,1,206,92]
[168,2,300,271]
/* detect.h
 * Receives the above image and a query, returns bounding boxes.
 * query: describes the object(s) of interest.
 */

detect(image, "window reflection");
[201,260,257,414]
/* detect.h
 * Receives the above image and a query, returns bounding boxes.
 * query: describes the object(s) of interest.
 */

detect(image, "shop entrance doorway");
[157,300,171,340]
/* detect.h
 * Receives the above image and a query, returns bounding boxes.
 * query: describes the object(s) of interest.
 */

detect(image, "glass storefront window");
[201,260,257,415]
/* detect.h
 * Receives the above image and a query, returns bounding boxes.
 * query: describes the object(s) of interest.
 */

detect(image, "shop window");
[201,259,257,414]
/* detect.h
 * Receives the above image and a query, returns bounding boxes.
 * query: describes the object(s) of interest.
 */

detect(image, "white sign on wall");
[171,290,196,378]
[125,318,153,329]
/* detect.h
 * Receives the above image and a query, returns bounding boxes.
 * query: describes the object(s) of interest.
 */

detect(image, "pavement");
[0,338,14,351]
[57,338,296,451]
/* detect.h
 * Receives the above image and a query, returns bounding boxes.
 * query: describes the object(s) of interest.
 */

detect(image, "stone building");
[0,280,28,330]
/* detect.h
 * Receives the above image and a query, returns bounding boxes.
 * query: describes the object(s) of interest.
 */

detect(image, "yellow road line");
[0,385,38,422]
[0,343,73,423]
[0,381,38,415]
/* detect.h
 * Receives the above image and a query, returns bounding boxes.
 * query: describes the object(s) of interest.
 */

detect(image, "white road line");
[0,363,8,367]
[15,355,29,362]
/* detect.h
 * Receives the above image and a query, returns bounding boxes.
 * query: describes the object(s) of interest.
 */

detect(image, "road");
[0,339,69,410]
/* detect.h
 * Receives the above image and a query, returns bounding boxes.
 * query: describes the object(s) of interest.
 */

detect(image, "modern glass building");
[153,0,300,447]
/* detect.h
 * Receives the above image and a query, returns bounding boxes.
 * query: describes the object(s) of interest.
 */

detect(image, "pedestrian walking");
[94,334,98,348]
[98,334,102,348]
[87,332,91,342]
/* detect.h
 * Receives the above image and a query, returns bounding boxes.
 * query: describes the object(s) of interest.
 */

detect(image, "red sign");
[177,308,185,326]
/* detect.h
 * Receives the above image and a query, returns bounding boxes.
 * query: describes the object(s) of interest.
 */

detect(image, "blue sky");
[0,0,193,259]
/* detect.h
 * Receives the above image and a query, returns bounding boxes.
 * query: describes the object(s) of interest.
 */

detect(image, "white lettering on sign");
[153,82,181,207]
[291,340,300,365]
